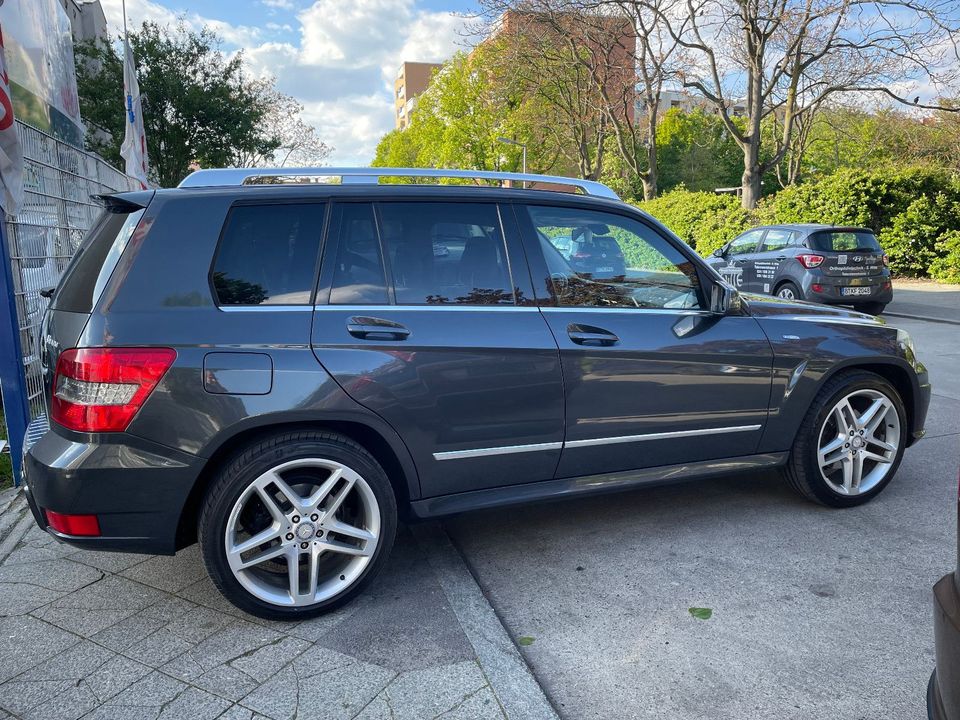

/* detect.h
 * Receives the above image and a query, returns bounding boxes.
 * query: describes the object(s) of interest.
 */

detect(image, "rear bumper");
[929,572,960,720]
[22,427,203,555]
[801,274,893,305]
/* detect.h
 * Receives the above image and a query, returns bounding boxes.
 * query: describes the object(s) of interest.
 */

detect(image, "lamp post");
[496,137,527,187]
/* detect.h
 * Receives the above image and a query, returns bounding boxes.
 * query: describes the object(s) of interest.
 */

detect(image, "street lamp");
[496,137,527,186]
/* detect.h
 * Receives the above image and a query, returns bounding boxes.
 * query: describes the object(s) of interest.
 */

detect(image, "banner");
[0,25,24,215]
[120,38,148,189]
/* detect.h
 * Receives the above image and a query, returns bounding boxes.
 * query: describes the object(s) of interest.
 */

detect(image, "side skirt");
[409,451,789,519]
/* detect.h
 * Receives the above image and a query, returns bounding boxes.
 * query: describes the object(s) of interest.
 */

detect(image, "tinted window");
[379,203,513,305]
[213,203,326,306]
[762,229,793,252]
[728,229,764,255]
[809,230,881,252]
[52,209,144,313]
[528,206,701,310]
[329,203,389,305]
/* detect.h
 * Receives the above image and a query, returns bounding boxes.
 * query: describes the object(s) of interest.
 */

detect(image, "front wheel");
[783,370,906,507]
[199,430,397,620]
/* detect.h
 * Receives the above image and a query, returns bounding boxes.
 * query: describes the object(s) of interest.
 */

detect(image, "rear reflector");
[811,283,824,293]
[798,253,825,269]
[51,348,176,432]
[45,509,101,536]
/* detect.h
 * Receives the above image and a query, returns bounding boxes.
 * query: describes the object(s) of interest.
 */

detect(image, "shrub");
[761,166,957,233]
[877,193,960,277]
[631,187,752,256]
[929,230,960,284]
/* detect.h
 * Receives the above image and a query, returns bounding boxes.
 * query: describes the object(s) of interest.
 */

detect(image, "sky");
[98,0,481,166]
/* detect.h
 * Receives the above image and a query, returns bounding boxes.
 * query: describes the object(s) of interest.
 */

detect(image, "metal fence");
[0,121,138,481]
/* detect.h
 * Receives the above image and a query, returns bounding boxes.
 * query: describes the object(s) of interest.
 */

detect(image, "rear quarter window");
[51,208,144,313]
[212,203,326,306]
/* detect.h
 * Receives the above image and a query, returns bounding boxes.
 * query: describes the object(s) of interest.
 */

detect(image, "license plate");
[596,266,614,273]
[841,286,872,296]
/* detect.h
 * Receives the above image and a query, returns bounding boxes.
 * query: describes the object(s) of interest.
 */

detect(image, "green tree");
[76,21,284,187]
[655,109,741,193]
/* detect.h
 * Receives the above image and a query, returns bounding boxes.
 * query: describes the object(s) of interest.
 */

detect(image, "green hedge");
[630,188,752,256]
[632,167,960,282]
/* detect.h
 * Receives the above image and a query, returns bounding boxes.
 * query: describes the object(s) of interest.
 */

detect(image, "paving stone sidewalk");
[0,500,555,720]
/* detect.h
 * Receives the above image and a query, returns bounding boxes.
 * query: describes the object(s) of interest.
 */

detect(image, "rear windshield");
[51,208,144,313]
[808,230,881,252]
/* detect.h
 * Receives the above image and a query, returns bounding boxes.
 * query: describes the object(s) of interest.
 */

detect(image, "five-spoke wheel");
[784,370,907,507]
[200,431,397,619]
[817,389,900,496]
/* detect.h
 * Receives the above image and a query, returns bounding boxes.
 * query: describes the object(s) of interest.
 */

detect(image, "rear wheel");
[775,281,803,301]
[199,430,397,620]
[783,370,906,507]
[857,301,887,315]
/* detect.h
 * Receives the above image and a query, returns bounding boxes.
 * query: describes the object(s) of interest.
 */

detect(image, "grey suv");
[23,169,930,620]
[707,224,893,314]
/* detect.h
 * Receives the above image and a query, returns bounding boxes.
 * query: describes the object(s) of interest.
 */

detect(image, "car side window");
[526,205,701,310]
[762,229,793,252]
[213,203,326,306]
[378,202,514,305]
[728,229,764,255]
[329,203,390,305]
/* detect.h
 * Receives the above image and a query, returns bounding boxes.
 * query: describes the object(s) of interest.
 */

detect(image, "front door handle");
[347,316,411,340]
[567,323,619,346]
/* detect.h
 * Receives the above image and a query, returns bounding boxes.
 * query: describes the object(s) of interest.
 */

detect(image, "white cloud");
[101,0,470,166]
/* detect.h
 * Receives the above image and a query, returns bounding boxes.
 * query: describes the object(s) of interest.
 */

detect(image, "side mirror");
[711,245,727,258]
[709,281,738,315]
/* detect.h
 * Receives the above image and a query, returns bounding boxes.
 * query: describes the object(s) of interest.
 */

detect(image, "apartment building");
[395,61,442,129]
[57,0,108,45]
[640,88,746,119]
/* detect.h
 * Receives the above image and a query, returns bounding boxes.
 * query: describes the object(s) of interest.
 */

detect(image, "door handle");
[775,256,786,261]
[567,323,619,346]
[347,316,411,340]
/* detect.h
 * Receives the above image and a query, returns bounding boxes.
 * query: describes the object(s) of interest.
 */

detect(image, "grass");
[0,406,13,490]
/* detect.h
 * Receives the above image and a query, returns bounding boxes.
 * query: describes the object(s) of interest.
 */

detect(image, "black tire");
[782,370,907,507]
[775,281,803,302]
[199,430,397,620]
[857,301,887,315]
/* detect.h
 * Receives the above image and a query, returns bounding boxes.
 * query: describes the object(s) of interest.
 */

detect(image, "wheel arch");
[175,416,420,550]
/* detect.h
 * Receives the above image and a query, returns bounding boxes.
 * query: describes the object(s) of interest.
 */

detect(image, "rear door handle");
[347,316,411,340]
[567,323,619,346]
[775,256,786,261]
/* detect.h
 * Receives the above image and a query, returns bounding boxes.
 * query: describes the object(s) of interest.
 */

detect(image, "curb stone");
[412,521,560,720]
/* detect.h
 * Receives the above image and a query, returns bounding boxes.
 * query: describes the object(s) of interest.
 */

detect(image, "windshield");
[808,230,881,252]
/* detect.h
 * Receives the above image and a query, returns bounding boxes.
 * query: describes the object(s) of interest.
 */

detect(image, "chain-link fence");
[2,121,138,454]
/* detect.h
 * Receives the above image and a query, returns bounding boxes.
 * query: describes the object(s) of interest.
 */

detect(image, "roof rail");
[177,167,620,200]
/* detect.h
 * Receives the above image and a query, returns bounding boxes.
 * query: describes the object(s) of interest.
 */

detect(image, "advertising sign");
[0,0,83,147]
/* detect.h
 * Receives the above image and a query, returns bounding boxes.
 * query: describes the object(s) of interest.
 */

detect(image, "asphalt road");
[446,315,960,720]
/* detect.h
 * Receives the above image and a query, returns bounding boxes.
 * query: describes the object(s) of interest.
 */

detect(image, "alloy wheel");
[777,287,796,300]
[817,389,901,496]
[224,458,381,607]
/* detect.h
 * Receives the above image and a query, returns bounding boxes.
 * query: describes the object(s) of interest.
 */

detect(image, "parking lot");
[0,302,956,720]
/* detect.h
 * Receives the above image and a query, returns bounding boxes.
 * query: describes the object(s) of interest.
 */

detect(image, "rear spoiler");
[92,190,155,213]
[811,226,875,235]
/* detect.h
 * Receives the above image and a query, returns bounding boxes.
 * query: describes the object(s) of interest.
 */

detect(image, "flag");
[120,38,149,189]
[0,25,24,215]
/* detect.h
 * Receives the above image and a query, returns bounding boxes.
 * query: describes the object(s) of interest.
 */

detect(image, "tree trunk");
[741,140,762,209]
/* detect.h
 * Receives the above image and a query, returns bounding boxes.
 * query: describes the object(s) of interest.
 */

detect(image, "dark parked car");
[707,224,893,315]
[23,168,930,620]
[929,465,960,720]
[565,225,627,277]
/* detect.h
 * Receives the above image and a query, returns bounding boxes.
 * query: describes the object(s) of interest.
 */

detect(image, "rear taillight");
[797,254,825,269]
[882,253,889,266]
[51,348,176,432]
[45,509,100,536]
